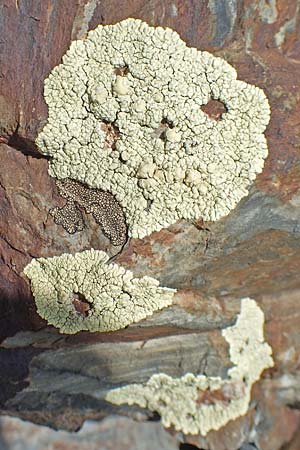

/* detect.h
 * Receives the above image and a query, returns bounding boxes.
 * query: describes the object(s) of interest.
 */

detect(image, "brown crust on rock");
[50,199,84,234]
[52,179,127,246]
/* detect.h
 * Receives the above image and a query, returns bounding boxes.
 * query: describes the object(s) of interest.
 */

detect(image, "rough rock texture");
[0,1,300,449]
[0,415,180,450]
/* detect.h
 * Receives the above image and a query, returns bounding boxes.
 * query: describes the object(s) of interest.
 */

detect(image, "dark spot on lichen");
[114,65,130,76]
[201,99,227,120]
[72,292,91,317]
[155,118,174,140]
[145,198,153,212]
[157,398,167,408]
[101,121,120,150]
[161,118,174,128]
[51,179,127,246]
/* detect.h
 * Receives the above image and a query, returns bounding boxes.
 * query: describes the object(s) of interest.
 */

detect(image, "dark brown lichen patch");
[101,121,120,150]
[201,99,227,121]
[72,292,91,317]
[50,200,84,234]
[54,179,127,246]
[56,179,97,206]
[90,199,127,246]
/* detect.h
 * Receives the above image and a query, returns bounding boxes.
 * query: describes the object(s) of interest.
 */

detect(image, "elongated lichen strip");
[23,249,175,334]
[37,18,270,238]
[106,298,274,435]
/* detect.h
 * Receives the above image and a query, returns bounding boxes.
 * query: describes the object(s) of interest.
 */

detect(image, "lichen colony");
[37,19,270,238]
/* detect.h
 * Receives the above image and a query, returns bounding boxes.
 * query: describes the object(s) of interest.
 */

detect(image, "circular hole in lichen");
[100,120,120,150]
[72,292,91,317]
[201,99,227,121]
[114,64,130,76]
[155,118,174,141]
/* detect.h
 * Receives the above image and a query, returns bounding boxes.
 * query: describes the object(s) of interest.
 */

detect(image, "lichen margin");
[105,297,274,435]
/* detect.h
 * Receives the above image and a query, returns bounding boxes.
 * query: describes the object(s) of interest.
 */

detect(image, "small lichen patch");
[37,18,270,238]
[106,298,274,436]
[23,249,176,334]
[52,179,127,246]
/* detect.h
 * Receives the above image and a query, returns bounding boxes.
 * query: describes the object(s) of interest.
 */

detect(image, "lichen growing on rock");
[23,249,176,334]
[36,18,270,239]
[106,298,274,435]
[50,199,85,234]
[52,179,127,246]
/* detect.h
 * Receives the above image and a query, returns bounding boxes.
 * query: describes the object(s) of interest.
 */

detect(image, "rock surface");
[0,415,180,450]
[0,1,300,449]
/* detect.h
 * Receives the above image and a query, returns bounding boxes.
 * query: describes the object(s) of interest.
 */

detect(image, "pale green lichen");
[23,249,175,334]
[106,298,274,435]
[36,18,270,239]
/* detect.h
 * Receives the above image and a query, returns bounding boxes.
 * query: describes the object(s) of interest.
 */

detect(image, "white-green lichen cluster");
[106,298,274,435]
[23,249,175,334]
[37,18,270,238]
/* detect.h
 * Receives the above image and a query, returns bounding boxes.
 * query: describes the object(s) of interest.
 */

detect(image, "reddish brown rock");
[0,1,300,449]
[0,143,122,338]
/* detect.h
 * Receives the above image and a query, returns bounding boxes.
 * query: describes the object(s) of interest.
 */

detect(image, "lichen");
[50,199,85,234]
[36,18,270,238]
[106,298,274,435]
[23,249,176,334]
[52,179,127,246]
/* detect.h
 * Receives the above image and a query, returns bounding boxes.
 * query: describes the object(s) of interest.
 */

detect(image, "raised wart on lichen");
[106,298,274,436]
[23,249,175,334]
[37,18,270,238]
